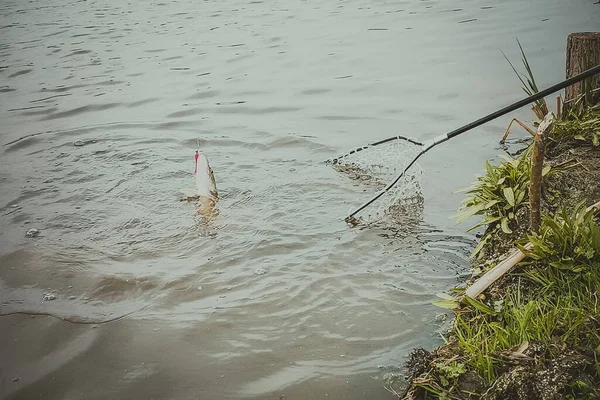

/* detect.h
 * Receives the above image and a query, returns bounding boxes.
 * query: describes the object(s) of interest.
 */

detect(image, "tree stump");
[565,32,600,108]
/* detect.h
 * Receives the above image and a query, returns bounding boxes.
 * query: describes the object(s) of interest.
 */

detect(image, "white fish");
[181,151,219,218]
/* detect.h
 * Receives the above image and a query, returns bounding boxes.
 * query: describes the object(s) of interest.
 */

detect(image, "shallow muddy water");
[1,0,598,399]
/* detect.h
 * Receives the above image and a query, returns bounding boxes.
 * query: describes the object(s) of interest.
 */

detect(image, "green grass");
[549,103,600,148]
[454,204,600,383]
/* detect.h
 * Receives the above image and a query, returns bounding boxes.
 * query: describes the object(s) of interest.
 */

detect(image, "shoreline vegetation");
[386,35,600,399]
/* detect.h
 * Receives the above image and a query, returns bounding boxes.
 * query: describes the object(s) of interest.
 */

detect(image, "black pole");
[446,63,600,140]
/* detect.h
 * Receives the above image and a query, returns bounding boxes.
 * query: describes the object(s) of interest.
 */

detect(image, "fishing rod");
[342,63,600,222]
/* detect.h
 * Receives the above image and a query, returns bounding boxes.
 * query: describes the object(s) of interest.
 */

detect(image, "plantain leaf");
[542,165,551,176]
[471,235,489,258]
[463,295,497,315]
[432,299,460,310]
[516,189,526,205]
[501,218,512,234]
[503,187,515,207]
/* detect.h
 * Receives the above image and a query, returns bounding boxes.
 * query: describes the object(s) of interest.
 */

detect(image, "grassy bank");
[385,67,600,398]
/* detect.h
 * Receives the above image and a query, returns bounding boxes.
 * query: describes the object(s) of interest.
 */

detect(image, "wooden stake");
[465,200,600,299]
[529,113,554,233]
[565,32,600,111]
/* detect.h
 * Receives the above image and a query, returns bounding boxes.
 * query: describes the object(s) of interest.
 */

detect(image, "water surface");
[1,0,598,398]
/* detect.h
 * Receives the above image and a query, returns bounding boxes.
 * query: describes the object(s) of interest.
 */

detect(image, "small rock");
[74,140,85,147]
[25,228,40,238]
[75,206,81,209]
[12,377,19,382]
[42,293,57,301]
[197,286,202,291]
[254,268,267,275]
[69,295,76,300]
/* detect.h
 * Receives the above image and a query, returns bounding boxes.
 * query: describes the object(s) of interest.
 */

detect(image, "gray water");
[1,0,598,399]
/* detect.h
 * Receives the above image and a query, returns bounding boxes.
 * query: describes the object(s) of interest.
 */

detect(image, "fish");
[181,150,219,218]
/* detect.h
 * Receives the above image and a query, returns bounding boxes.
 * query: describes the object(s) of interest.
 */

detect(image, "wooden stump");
[529,113,553,233]
[565,32,600,107]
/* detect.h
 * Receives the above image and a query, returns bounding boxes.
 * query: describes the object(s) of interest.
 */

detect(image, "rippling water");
[1,0,598,398]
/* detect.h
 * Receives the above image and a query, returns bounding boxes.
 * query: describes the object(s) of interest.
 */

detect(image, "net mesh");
[330,138,425,228]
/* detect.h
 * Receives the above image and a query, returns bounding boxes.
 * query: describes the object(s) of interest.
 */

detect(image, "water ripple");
[1,0,595,398]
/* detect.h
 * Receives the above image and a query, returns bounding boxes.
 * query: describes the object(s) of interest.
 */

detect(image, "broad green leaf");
[542,165,551,176]
[484,161,494,176]
[462,295,497,315]
[486,199,501,209]
[516,189,526,205]
[453,202,487,224]
[432,299,460,310]
[503,187,515,207]
[501,218,512,234]
[483,215,503,224]
[471,235,489,258]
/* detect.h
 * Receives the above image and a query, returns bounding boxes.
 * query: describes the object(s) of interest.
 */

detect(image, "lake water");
[1,0,598,398]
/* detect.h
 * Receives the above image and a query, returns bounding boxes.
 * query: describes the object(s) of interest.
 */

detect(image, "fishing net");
[329,138,425,227]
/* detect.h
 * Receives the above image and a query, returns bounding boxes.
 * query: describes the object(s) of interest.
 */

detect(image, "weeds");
[519,202,600,273]
[450,203,600,395]
[453,148,550,257]
[549,103,600,148]
[454,149,530,233]
[502,38,549,120]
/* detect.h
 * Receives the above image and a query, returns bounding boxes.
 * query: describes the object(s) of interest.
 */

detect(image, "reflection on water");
[1,0,598,398]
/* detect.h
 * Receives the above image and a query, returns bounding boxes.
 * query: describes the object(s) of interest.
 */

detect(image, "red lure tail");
[193,151,199,175]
